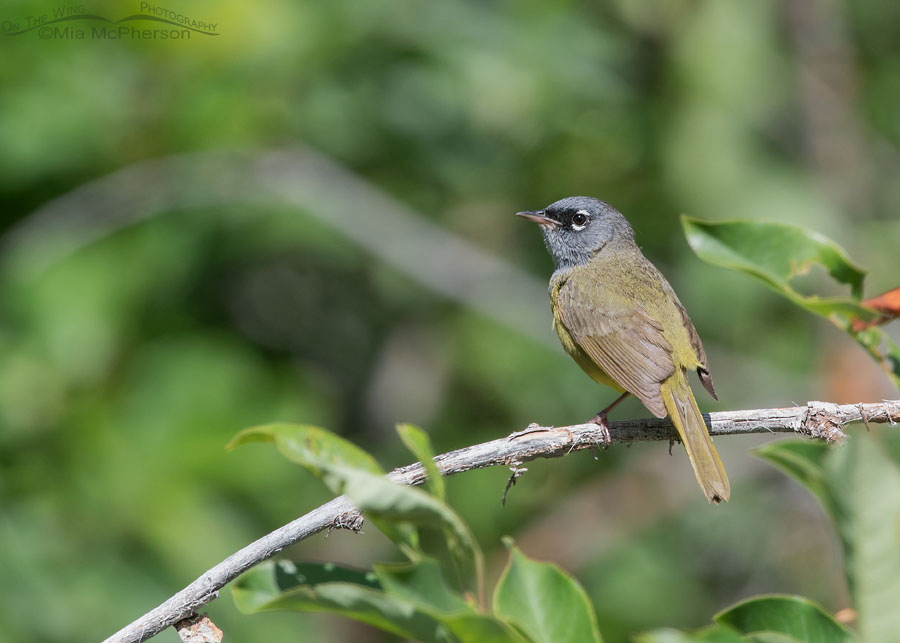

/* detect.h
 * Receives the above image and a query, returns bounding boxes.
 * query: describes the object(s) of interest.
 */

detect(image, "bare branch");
[102,399,900,643]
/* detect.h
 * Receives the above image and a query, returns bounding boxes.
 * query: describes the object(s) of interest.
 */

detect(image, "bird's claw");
[589,412,612,449]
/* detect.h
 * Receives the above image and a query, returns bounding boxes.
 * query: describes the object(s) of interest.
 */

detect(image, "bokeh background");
[2,0,899,641]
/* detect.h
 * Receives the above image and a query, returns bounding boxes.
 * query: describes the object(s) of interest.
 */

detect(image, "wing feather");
[673,300,717,400]
[556,278,674,417]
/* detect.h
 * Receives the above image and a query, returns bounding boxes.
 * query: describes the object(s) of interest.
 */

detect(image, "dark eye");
[571,212,588,227]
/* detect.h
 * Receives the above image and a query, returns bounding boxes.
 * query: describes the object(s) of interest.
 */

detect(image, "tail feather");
[660,373,730,503]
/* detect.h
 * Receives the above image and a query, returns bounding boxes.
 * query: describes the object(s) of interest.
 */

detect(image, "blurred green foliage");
[1,0,899,641]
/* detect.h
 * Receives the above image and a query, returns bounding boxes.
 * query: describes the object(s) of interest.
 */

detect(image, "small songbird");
[517,196,729,503]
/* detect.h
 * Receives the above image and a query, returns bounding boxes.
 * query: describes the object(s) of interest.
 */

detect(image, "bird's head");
[516,196,634,270]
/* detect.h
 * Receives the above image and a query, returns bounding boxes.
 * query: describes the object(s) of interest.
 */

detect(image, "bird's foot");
[584,391,627,450]
[507,422,550,441]
[589,412,612,449]
[567,413,612,458]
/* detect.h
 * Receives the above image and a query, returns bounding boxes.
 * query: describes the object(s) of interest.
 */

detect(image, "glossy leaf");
[714,595,854,643]
[827,434,900,642]
[227,423,384,486]
[233,561,452,640]
[682,217,900,387]
[228,423,420,550]
[335,464,478,558]
[236,579,451,641]
[681,217,866,300]
[635,627,745,643]
[744,635,803,643]
[754,440,833,516]
[375,557,471,614]
[229,422,482,587]
[309,459,483,595]
[494,540,602,643]
[758,434,900,643]
[440,614,530,643]
[396,422,445,500]
[233,558,523,643]
[634,631,697,643]
[232,560,380,613]
[848,327,900,388]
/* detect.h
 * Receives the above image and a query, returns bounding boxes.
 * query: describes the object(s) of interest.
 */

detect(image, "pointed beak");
[516,210,560,228]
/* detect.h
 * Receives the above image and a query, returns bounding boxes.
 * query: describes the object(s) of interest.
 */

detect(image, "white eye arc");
[571,210,589,230]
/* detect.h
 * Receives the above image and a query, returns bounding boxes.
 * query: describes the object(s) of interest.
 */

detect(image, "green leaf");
[441,613,531,643]
[393,424,477,595]
[233,560,450,640]
[682,217,900,388]
[334,464,479,557]
[493,540,602,643]
[754,440,833,515]
[634,631,697,643]
[375,557,472,613]
[744,635,805,643]
[314,461,484,596]
[850,326,900,388]
[396,422,445,500]
[758,433,900,642]
[236,579,452,641]
[681,217,866,300]
[234,559,523,643]
[371,560,527,641]
[229,423,482,589]
[828,433,900,643]
[714,595,854,643]
[227,423,384,485]
[228,423,420,552]
[232,560,380,613]
[635,627,745,643]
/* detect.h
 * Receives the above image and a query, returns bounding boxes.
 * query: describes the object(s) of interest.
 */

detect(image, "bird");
[517,196,729,503]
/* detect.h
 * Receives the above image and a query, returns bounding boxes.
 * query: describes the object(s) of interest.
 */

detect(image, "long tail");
[659,372,730,503]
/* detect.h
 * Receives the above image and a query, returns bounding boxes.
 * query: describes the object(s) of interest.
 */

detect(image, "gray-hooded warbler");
[517,196,729,503]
